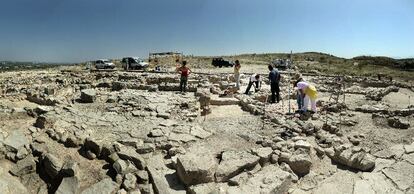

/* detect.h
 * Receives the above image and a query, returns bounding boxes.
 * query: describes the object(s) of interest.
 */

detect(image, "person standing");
[178,61,191,92]
[268,65,280,103]
[234,60,241,89]
[294,77,304,111]
[244,74,261,94]
[296,81,318,113]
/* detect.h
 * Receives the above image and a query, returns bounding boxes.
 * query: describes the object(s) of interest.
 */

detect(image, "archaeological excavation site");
[0,64,413,194]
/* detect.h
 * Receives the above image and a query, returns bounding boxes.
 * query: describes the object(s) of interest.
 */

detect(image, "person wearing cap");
[268,65,281,103]
[234,60,241,89]
[296,81,318,113]
[244,74,261,94]
[177,61,191,92]
[293,74,305,110]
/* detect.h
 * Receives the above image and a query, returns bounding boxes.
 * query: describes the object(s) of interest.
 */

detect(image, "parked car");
[122,57,149,70]
[212,58,234,68]
[95,59,115,69]
[271,59,291,70]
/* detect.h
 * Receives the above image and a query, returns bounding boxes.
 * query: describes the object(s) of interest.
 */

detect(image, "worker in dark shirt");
[268,65,280,103]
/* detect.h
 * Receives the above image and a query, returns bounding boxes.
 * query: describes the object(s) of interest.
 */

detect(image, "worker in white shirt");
[244,74,261,94]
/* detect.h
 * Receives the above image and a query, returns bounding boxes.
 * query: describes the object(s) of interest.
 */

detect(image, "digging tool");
[288,51,292,114]
[285,52,295,116]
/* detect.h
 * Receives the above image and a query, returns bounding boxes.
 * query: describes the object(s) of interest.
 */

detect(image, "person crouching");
[245,74,261,94]
[296,81,318,113]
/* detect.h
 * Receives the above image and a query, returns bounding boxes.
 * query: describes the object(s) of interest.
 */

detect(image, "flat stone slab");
[228,165,292,194]
[176,152,217,186]
[56,176,80,194]
[210,96,240,106]
[294,140,312,150]
[3,130,29,152]
[190,125,211,139]
[215,150,260,182]
[81,178,118,194]
[117,146,146,170]
[9,156,36,177]
[355,172,403,194]
[373,158,395,172]
[0,173,29,194]
[168,133,197,143]
[188,183,228,194]
[313,171,356,194]
[146,154,181,194]
[402,153,414,165]
[405,144,414,154]
[382,161,414,191]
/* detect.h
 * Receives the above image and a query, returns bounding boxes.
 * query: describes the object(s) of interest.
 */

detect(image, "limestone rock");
[365,86,399,101]
[61,160,79,177]
[148,129,164,138]
[215,150,260,182]
[135,170,149,184]
[288,154,312,176]
[146,166,171,194]
[3,130,29,152]
[373,145,405,159]
[373,158,395,172]
[55,176,80,194]
[233,165,292,194]
[176,152,217,186]
[122,173,137,191]
[294,140,312,150]
[382,161,414,191]
[251,147,273,166]
[81,178,118,194]
[84,138,103,158]
[15,147,28,160]
[136,143,155,154]
[403,153,414,165]
[9,156,36,177]
[190,125,211,139]
[355,172,403,194]
[228,172,249,186]
[168,133,197,143]
[405,143,414,154]
[168,146,186,157]
[30,142,48,156]
[113,159,134,175]
[312,171,355,194]
[80,89,96,103]
[85,150,96,160]
[388,117,410,129]
[117,147,146,170]
[329,145,375,171]
[43,153,63,178]
[0,172,29,194]
[188,182,228,194]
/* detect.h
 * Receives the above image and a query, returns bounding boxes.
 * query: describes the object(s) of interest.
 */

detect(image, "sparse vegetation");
[0,61,76,72]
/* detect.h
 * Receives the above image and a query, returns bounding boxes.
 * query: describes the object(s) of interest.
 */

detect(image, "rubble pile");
[0,69,413,194]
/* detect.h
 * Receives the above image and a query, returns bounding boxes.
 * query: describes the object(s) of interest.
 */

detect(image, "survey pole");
[288,50,292,114]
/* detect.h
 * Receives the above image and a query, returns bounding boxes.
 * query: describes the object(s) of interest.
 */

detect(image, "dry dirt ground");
[0,64,413,194]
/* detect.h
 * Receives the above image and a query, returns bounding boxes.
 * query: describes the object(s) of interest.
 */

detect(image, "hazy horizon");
[1,0,413,63]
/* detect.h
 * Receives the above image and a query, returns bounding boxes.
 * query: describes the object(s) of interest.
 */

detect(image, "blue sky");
[0,0,413,62]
